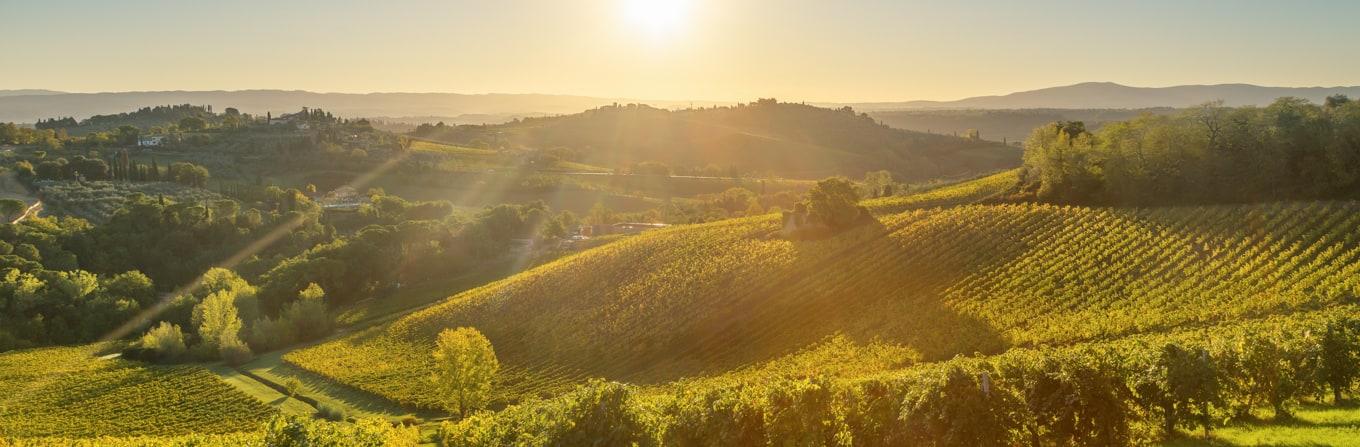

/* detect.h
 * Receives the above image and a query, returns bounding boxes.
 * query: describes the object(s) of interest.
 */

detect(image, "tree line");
[1019,95,1360,205]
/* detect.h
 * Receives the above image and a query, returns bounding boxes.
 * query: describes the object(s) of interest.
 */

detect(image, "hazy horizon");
[3,0,1358,103]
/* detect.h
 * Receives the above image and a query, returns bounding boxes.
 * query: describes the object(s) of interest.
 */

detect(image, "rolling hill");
[286,170,1360,411]
[414,101,1021,181]
[868,108,1179,144]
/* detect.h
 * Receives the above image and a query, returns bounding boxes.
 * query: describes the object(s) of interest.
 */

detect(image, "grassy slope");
[204,364,315,417]
[0,345,275,438]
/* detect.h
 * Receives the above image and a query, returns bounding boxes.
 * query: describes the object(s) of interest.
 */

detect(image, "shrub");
[220,337,254,366]
[248,315,298,352]
[137,321,187,361]
[317,403,349,422]
[284,377,303,397]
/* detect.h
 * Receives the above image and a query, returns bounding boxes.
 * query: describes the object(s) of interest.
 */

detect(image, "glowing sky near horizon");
[1,0,1357,102]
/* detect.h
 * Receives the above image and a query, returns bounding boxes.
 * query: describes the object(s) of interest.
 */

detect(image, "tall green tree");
[431,327,499,417]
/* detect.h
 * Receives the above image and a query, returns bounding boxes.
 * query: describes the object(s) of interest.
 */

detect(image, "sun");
[620,0,692,39]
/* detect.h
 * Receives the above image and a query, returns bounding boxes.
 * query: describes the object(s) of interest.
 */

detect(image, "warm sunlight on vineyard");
[287,173,1360,413]
[0,345,275,438]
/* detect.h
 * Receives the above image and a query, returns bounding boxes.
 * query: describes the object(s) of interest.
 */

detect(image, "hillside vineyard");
[288,173,1360,410]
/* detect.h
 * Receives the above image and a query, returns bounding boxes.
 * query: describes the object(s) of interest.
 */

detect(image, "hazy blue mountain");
[0,89,65,97]
[833,82,1360,110]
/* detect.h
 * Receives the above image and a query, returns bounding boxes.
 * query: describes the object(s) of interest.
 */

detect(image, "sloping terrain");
[416,101,1020,181]
[0,345,276,438]
[287,172,1360,410]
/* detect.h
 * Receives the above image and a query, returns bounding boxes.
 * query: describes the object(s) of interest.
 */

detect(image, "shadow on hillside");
[245,350,436,419]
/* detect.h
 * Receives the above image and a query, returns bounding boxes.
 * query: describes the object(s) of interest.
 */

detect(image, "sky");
[1,0,1358,102]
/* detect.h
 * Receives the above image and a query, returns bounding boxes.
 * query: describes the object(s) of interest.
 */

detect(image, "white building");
[137,136,166,147]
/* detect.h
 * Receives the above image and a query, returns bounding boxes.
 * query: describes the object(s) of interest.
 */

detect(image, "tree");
[179,116,207,131]
[284,283,331,341]
[192,289,245,355]
[861,170,896,198]
[1326,94,1352,109]
[804,177,863,229]
[586,202,616,225]
[168,162,211,187]
[1316,319,1359,404]
[431,327,499,417]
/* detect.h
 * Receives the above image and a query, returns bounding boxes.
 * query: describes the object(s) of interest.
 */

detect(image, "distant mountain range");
[833,82,1360,110]
[0,89,65,98]
[3,82,1358,124]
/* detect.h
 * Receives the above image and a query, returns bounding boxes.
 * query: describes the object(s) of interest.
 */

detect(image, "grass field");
[204,364,315,417]
[1162,404,1360,447]
[0,345,275,438]
[239,350,436,422]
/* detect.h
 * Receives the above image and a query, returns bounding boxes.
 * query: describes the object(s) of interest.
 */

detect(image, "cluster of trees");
[34,117,79,130]
[257,199,570,310]
[128,267,335,364]
[45,105,220,134]
[437,317,1360,446]
[0,268,154,350]
[1020,95,1360,204]
[0,187,330,349]
[14,152,210,187]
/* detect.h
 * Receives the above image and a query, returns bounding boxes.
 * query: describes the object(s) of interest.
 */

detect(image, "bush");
[220,337,254,366]
[248,315,298,352]
[284,377,303,397]
[317,403,349,422]
[137,321,187,361]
